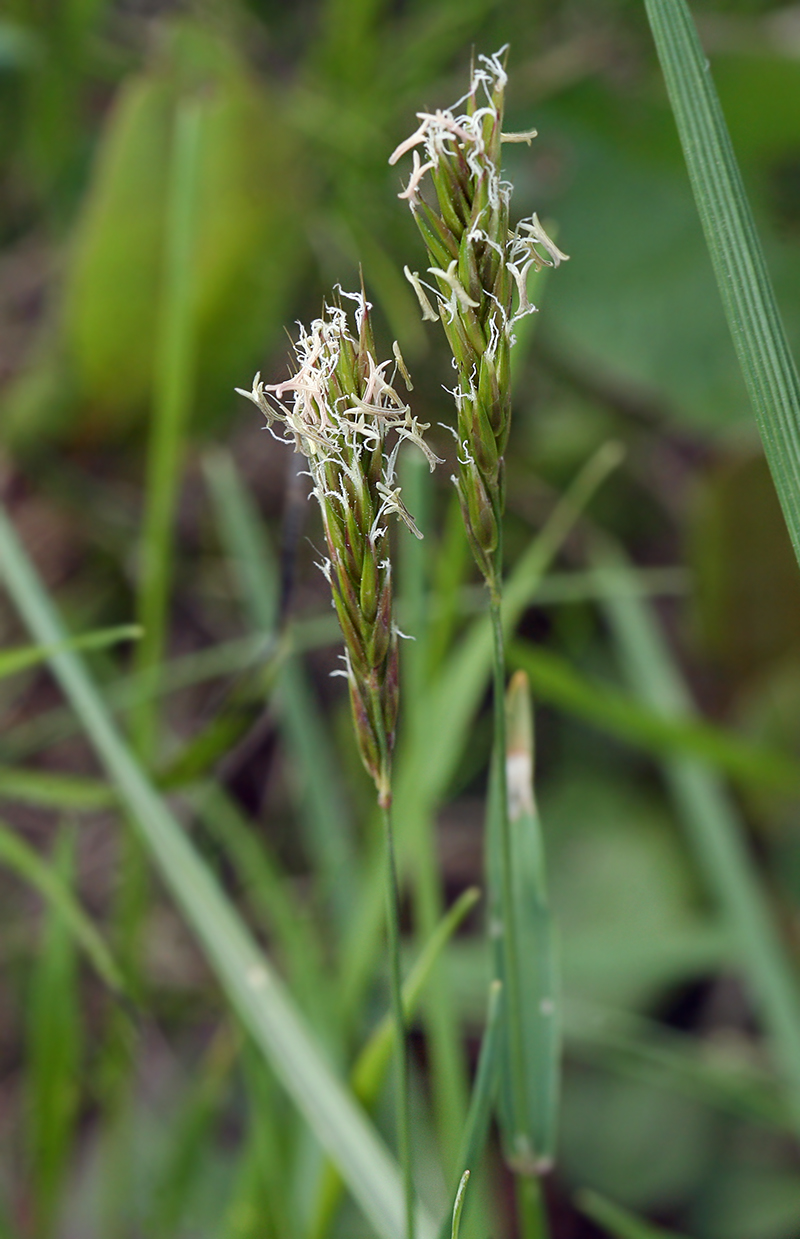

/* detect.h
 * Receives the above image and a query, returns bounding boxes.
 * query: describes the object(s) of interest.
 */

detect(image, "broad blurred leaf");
[561,1068,714,1215]
[8,21,305,446]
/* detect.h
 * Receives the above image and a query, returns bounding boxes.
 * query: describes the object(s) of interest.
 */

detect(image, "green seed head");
[390,48,569,586]
[237,290,439,802]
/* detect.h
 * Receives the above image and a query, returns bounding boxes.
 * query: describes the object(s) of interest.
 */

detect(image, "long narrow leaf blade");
[645,0,800,567]
[0,625,141,681]
[0,506,435,1239]
[596,541,800,1135]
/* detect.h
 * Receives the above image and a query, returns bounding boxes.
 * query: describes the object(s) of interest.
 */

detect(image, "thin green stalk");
[399,453,469,1174]
[488,590,526,1139]
[515,1176,548,1239]
[375,709,414,1239]
[381,795,414,1239]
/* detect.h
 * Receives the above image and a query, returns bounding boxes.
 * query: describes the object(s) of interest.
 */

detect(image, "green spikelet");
[390,48,568,590]
[237,289,438,804]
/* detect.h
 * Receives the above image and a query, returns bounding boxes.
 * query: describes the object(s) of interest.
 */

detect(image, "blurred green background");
[4,1,800,1237]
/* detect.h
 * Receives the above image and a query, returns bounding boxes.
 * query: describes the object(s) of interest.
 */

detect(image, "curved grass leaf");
[645,0,800,569]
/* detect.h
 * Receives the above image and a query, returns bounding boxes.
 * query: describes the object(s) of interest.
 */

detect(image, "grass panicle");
[389,47,567,594]
[237,287,436,807]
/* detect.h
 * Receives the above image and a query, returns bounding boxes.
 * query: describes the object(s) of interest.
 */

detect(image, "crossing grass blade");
[192,782,337,1036]
[0,766,115,810]
[0,625,141,681]
[644,0,800,570]
[0,504,437,1239]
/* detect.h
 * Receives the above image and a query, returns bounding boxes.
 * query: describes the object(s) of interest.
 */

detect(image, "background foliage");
[3,1,800,1237]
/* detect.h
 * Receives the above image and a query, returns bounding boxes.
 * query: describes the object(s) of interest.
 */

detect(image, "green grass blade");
[0,820,123,991]
[504,672,559,1166]
[193,783,336,1035]
[0,624,141,681]
[353,887,481,1101]
[453,980,503,1195]
[645,0,800,568]
[132,94,205,757]
[508,640,800,794]
[397,451,469,1177]
[401,442,625,813]
[0,505,437,1239]
[577,1189,691,1239]
[25,828,83,1235]
[449,1172,470,1239]
[0,766,114,810]
[597,542,800,1135]
[203,449,279,633]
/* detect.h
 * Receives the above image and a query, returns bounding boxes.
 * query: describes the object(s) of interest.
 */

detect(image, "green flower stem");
[375,710,414,1239]
[488,588,526,1123]
[515,1174,549,1239]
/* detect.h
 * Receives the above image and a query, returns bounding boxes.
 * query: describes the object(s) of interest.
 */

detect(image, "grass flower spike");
[390,47,568,592]
[392,51,567,1219]
[237,289,437,807]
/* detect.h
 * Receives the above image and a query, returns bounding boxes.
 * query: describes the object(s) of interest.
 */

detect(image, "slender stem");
[515,1174,549,1239]
[375,715,415,1239]
[488,584,527,1141]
